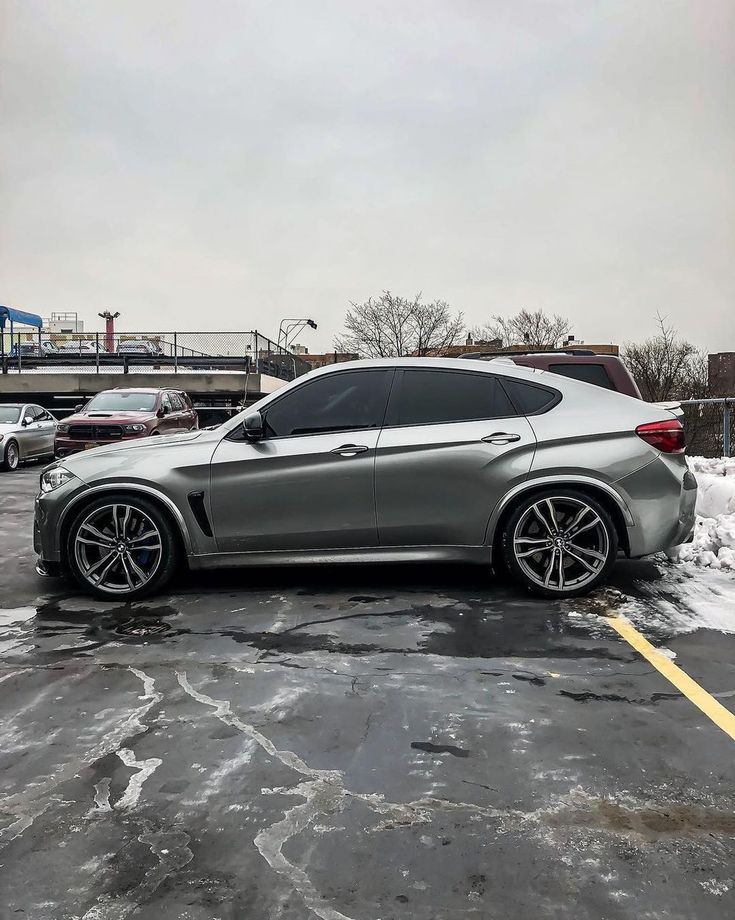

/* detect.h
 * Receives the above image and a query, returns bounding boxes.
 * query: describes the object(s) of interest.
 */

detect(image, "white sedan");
[0,404,57,471]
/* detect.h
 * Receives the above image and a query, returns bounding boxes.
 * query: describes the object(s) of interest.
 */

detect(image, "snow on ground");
[672,456,735,571]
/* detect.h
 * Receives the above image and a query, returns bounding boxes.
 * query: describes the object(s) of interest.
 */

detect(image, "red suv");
[460,349,642,398]
[55,387,198,457]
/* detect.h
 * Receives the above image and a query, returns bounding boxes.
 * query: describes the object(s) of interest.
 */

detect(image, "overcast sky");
[1,0,733,351]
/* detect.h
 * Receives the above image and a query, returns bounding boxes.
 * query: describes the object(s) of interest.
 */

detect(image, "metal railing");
[0,330,311,381]
[681,398,734,458]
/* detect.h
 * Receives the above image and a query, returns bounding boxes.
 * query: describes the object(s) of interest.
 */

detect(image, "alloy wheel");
[6,442,19,470]
[511,495,610,593]
[73,503,163,594]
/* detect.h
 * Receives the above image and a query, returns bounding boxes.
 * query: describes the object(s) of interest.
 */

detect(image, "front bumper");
[55,434,145,457]
[34,475,90,564]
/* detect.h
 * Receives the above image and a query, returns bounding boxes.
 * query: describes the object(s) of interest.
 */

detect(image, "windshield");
[85,392,158,412]
[0,406,21,423]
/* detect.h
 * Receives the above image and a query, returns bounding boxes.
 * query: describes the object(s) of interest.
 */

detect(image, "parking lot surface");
[1,466,734,919]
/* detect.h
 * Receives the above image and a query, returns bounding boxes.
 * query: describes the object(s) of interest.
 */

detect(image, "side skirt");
[188,545,492,571]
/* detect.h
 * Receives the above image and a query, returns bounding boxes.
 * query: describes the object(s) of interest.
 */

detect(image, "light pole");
[98,310,120,354]
[278,318,317,352]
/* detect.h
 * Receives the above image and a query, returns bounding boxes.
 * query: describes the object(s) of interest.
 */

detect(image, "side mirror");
[23,416,32,426]
[74,404,83,412]
[157,406,167,418]
[242,411,264,440]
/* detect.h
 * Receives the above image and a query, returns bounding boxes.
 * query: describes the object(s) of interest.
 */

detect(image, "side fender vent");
[187,491,213,537]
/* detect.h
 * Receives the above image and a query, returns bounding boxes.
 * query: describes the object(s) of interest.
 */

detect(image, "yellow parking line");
[605,615,735,742]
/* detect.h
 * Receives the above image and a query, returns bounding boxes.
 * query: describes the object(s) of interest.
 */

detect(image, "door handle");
[481,432,522,445]
[331,444,369,457]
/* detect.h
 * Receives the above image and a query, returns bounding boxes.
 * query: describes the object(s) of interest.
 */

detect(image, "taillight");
[635,419,686,454]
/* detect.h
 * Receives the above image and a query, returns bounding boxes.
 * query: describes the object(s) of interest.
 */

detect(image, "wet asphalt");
[1,466,734,919]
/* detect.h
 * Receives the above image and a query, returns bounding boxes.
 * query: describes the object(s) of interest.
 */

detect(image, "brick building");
[709,353,735,395]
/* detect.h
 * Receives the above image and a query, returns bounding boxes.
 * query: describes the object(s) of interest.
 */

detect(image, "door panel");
[209,368,395,553]
[375,369,537,547]
[210,431,381,552]
[375,419,536,546]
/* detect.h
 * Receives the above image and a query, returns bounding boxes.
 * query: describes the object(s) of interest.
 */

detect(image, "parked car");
[54,387,198,457]
[57,341,104,354]
[117,339,165,356]
[0,403,56,471]
[35,358,696,600]
[460,348,642,397]
[9,341,59,357]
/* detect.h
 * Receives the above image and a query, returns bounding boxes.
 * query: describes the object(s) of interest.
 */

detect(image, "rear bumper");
[616,456,697,557]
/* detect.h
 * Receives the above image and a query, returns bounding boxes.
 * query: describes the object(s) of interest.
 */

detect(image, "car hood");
[55,428,221,480]
[61,411,158,425]
[0,422,21,435]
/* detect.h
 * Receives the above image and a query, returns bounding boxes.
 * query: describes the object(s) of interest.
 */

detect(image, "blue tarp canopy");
[0,305,44,329]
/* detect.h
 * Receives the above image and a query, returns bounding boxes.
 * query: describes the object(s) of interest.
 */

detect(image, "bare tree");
[623,315,714,454]
[334,291,465,357]
[471,309,572,349]
[622,315,709,402]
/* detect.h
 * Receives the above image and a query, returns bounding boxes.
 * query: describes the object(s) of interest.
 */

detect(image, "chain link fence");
[0,331,311,380]
[682,399,734,458]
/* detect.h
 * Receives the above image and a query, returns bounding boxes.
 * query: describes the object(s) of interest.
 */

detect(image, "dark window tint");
[265,370,393,437]
[392,370,516,426]
[161,393,174,413]
[548,363,613,389]
[502,379,558,414]
[169,392,184,411]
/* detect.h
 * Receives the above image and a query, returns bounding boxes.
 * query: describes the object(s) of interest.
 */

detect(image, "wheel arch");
[489,478,632,560]
[58,483,193,566]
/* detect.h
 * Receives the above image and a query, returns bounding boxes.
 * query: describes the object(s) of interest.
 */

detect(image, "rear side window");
[389,370,516,426]
[264,369,393,437]
[548,363,613,390]
[169,392,184,410]
[502,379,559,415]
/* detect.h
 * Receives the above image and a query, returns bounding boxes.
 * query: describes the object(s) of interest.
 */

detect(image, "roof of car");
[105,387,167,394]
[305,356,547,380]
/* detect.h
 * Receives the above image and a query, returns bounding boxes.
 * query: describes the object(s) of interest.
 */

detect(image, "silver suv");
[34,358,696,600]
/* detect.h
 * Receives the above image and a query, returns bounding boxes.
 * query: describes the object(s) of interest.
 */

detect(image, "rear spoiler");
[651,400,683,418]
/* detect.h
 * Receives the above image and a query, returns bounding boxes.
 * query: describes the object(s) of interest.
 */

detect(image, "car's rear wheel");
[1,440,20,472]
[66,495,179,599]
[501,490,617,598]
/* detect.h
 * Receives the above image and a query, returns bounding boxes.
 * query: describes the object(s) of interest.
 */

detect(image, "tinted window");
[502,379,558,414]
[169,392,184,410]
[391,370,515,426]
[548,363,613,389]
[265,370,393,437]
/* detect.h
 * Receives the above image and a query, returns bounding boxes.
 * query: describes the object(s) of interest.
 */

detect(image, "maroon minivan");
[55,387,198,457]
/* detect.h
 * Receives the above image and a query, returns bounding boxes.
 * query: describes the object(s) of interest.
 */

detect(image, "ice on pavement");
[671,455,735,571]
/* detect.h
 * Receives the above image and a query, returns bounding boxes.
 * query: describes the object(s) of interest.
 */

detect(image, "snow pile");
[674,456,735,570]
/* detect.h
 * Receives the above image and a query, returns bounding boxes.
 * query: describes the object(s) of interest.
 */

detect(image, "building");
[709,353,735,395]
[425,337,620,358]
[292,347,358,370]
[43,312,85,334]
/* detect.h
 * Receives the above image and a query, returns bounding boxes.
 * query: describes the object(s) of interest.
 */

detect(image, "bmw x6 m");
[34,358,697,600]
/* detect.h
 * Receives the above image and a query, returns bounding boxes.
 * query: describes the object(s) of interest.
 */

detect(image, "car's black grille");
[68,425,124,440]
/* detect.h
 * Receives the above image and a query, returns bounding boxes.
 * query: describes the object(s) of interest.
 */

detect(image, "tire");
[501,489,618,598]
[1,439,20,472]
[66,493,180,600]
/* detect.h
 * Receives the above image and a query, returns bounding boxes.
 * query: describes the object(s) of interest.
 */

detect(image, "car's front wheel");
[66,494,179,599]
[501,489,618,598]
[1,439,20,472]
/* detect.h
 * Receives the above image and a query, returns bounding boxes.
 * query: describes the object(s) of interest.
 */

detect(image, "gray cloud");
[1,0,733,351]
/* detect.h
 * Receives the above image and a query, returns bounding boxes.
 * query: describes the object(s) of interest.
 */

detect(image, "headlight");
[123,423,146,432]
[56,424,69,434]
[40,467,76,494]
